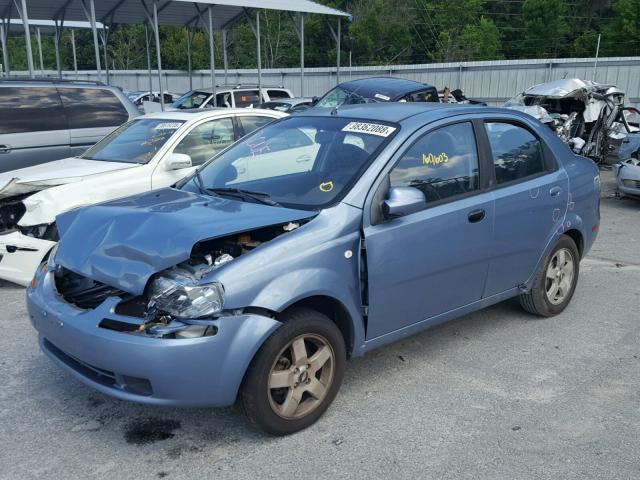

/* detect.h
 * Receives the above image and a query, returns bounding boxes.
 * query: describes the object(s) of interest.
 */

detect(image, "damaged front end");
[51,220,305,340]
[0,194,28,235]
[0,192,59,286]
[505,79,635,164]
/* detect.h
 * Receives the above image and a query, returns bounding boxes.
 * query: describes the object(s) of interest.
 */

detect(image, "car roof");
[190,86,290,94]
[334,77,437,100]
[136,108,286,121]
[300,102,519,124]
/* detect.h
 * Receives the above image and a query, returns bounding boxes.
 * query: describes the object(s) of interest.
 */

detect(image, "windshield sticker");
[374,93,391,101]
[319,181,334,192]
[342,122,396,137]
[422,152,449,165]
[154,122,182,131]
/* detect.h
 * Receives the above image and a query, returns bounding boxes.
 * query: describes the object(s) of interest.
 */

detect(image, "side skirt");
[362,286,521,353]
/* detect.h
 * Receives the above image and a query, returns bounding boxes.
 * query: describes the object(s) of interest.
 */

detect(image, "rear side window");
[0,86,67,134]
[267,89,291,99]
[233,90,260,108]
[390,122,480,203]
[239,116,274,136]
[485,122,546,184]
[57,87,129,129]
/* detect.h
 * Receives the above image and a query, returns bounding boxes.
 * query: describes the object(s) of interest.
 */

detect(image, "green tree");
[520,0,570,58]
[601,0,640,56]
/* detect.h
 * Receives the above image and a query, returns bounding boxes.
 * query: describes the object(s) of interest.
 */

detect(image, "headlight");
[148,272,224,319]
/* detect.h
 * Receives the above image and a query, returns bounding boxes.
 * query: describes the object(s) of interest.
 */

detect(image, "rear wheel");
[241,308,346,435]
[519,235,580,317]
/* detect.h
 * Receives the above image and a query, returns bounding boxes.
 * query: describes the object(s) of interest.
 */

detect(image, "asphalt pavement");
[0,170,638,480]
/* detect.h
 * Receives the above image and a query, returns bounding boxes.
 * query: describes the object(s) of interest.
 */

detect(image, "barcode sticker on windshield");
[155,122,182,130]
[342,122,396,137]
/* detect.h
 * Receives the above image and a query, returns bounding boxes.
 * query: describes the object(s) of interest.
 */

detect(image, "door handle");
[0,145,11,154]
[550,186,563,197]
[468,209,486,223]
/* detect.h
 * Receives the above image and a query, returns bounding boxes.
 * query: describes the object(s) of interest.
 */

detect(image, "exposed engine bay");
[505,79,637,164]
[56,220,305,339]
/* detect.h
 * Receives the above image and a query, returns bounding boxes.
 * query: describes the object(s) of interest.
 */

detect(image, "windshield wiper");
[193,170,212,197]
[207,187,281,207]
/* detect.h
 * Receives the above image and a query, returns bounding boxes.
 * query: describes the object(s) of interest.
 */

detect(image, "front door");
[364,121,495,339]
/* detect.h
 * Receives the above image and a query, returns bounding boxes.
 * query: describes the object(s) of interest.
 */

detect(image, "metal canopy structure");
[1,0,350,110]
[2,19,104,77]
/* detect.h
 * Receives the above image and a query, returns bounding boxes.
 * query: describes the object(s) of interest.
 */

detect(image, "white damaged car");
[0,108,285,285]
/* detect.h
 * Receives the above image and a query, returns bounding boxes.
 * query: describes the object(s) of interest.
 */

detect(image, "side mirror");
[165,152,192,171]
[382,187,425,218]
[311,96,319,106]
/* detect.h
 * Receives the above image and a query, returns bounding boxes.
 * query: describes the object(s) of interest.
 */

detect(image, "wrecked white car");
[505,78,639,164]
[0,108,285,286]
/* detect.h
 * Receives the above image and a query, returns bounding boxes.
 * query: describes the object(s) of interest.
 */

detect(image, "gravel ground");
[0,170,638,480]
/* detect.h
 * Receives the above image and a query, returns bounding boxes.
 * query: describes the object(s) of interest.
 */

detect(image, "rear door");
[364,120,495,339]
[0,86,70,172]
[481,119,569,296]
[57,87,130,157]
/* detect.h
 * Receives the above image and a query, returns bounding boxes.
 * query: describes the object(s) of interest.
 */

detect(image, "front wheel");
[519,235,580,317]
[240,308,346,435]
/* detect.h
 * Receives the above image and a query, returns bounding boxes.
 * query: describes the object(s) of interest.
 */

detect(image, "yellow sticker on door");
[422,152,449,165]
[319,181,334,192]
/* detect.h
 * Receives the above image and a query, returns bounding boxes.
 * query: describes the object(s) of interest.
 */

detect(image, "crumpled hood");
[55,188,316,295]
[0,157,137,200]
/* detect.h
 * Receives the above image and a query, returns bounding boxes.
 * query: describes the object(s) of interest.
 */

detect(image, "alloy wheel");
[545,248,575,305]
[267,334,335,420]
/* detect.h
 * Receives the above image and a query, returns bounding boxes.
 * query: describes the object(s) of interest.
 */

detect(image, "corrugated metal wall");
[16,56,640,106]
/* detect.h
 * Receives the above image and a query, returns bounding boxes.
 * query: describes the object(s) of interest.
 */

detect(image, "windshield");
[82,118,185,163]
[171,90,211,109]
[315,87,377,108]
[188,116,398,209]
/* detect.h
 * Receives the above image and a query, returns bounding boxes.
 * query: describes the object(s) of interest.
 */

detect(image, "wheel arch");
[563,228,584,258]
[281,295,357,358]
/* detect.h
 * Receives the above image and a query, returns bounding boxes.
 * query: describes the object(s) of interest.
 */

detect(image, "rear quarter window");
[267,89,292,100]
[57,87,129,129]
[234,90,261,108]
[0,86,67,134]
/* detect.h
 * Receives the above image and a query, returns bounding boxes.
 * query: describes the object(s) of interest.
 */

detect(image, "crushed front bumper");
[27,267,281,407]
[0,231,55,286]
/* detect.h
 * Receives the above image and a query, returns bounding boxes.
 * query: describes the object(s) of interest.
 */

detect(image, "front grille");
[622,179,640,189]
[0,199,26,234]
[54,267,128,309]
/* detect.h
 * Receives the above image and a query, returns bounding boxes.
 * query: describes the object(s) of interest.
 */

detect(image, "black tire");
[240,307,346,435]
[519,235,580,317]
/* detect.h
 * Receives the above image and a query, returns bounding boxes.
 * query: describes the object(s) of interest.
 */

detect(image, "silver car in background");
[0,79,139,173]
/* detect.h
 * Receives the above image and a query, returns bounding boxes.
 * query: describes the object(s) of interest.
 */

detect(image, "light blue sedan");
[28,103,601,435]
